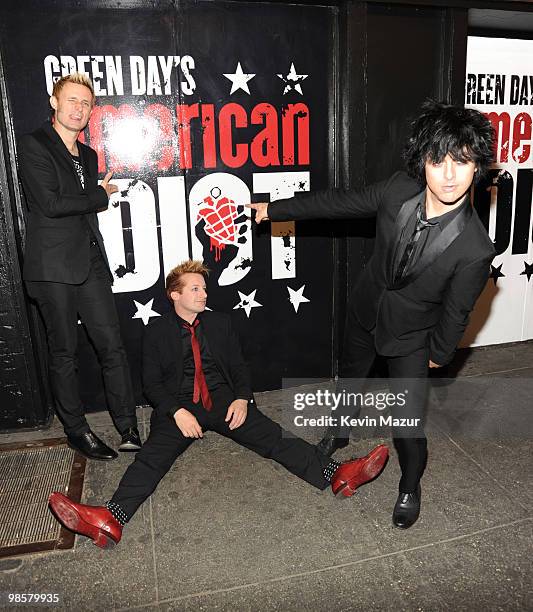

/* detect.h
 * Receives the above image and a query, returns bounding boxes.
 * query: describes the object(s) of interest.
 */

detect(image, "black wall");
[336,1,468,356]
[0,0,498,430]
[0,0,337,429]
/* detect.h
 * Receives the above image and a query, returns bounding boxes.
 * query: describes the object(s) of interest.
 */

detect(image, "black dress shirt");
[394,195,469,284]
[175,312,227,403]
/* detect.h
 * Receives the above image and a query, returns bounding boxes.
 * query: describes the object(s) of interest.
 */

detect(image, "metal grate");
[0,439,86,557]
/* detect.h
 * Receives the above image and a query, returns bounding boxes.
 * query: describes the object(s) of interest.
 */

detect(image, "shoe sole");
[118,443,142,452]
[49,494,118,549]
[392,517,419,529]
[67,442,117,461]
[334,445,389,498]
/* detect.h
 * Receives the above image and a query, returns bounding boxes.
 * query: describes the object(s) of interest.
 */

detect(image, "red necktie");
[183,319,212,411]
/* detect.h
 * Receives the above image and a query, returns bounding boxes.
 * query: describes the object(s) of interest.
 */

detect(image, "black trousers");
[111,389,331,519]
[338,307,428,494]
[25,244,137,436]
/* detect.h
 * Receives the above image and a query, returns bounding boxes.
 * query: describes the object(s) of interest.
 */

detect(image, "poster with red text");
[464,36,533,347]
[0,1,336,402]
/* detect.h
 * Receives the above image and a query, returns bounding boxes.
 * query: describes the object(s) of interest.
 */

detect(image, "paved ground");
[1,342,532,611]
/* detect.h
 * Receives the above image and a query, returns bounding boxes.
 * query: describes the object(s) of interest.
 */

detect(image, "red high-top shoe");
[331,444,389,497]
[48,492,122,549]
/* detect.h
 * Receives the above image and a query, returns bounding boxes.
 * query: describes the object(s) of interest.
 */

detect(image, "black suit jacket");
[269,171,496,365]
[18,121,111,283]
[142,311,253,418]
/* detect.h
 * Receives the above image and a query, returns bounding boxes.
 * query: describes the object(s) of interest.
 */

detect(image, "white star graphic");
[287,285,310,313]
[132,299,161,326]
[277,62,308,95]
[233,290,263,318]
[223,62,256,95]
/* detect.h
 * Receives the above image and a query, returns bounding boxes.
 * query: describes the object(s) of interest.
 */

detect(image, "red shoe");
[48,492,122,549]
[331,444,389,497]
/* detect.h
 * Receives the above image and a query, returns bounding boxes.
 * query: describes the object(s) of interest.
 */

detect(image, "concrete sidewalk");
[1,342,532,611]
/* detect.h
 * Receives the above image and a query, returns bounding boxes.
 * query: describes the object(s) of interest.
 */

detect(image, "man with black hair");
[249,101,496,528]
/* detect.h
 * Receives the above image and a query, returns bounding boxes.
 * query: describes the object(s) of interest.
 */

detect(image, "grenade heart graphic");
[197,187,246,261]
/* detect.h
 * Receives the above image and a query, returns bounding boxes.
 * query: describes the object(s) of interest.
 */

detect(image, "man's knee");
[234,412,284,459]
[93,328,127,363]
[48,347,77,372]
[131,444,177,474]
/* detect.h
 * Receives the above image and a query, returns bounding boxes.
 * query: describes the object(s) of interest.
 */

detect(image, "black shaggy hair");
[403,100,494,185]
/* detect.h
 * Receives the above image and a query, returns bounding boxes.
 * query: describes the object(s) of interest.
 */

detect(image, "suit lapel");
[41,122,84,183]
[394,198,473,289]
[387,191,425,285]
[77,144,101,235]
[78,145,89,182]
[78,144,93,186]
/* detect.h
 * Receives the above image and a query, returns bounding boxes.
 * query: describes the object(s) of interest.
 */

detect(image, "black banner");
[0,0,336,407]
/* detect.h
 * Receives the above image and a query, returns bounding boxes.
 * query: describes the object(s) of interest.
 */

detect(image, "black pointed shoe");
[392,484,421,529]
[317,432,349,456]
[67,431,118,461]
[119,427,142,452]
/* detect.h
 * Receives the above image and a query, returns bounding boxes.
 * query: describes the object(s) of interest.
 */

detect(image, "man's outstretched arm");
[248,172,402,224]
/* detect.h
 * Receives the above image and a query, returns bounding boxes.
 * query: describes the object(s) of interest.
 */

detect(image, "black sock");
[105,501,129,526]
[323,459,342,482]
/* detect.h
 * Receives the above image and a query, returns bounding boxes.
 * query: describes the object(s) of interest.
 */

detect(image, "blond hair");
[165,260,210,300]
[52,72,95,101]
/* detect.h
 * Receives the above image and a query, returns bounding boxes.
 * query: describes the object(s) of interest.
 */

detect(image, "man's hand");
[225,399,248,430]
[246,203,269,224]
[429,360,442,368]
[101,171,118,197]
[173,408,203,438]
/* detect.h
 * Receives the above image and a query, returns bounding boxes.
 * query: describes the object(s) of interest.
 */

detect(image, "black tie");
[394,206,436,284]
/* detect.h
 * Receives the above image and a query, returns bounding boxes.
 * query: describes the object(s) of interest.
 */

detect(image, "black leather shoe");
[119,427,142,452]
[317,433,349,456]
[392,484,421,529]
[67,431,118,461]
